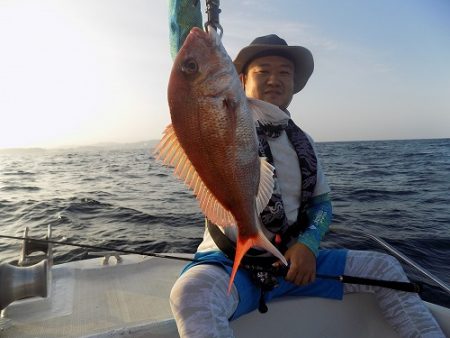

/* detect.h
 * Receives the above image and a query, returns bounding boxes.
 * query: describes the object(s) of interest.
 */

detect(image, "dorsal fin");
[155,124,236,227]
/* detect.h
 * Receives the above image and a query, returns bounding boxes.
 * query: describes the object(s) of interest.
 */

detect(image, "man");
[168,1,445,337]
[233,36,326,287]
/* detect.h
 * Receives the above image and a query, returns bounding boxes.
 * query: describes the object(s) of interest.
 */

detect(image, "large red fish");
[156,27,288,291]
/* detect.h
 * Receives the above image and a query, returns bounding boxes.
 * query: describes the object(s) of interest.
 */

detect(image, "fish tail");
[228,235,252,294]
[228,230,288,294]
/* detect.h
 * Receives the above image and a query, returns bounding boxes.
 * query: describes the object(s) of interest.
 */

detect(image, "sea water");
[1,138,449,306]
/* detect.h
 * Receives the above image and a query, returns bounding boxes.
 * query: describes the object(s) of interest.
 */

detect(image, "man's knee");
[170,274,188,308]
[373,252,407,281]
[170,265,231,308]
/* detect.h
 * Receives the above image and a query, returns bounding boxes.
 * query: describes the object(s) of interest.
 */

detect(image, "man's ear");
[239,73,246,89]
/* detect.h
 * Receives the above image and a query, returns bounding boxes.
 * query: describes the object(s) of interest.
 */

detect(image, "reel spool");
[0,258,49,312]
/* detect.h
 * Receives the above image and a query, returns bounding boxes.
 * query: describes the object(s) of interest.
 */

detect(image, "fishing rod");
[320,274,422,293]
[0,233,422,293]
[248,263,422,294]
[0,234,194,262]
[330,227,450,296]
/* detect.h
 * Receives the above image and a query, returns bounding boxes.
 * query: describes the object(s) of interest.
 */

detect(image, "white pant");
[170,250,445,338]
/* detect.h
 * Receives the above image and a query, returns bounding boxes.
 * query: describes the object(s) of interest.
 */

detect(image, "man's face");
[242,55,295,110]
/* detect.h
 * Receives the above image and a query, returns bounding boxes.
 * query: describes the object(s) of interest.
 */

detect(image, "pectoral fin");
[155,124,235,227]
[256,157,275,214]
[248,98,290,126]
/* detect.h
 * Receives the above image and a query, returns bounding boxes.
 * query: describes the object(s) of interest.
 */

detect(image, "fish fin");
[247,98,290,127]
[228,226,288,293]
[155,124,236,227]
[256,157,275,214]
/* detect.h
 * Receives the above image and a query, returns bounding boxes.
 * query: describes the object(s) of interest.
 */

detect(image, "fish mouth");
[186,27,218,47]
[190,27,206,37]
[185,27,207,45]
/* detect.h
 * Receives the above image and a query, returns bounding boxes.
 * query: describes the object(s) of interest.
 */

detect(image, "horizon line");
[1,137,449,153]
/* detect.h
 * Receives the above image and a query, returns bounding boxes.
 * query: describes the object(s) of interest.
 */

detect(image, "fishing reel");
[0,226,52,313]
[244,263,289,314]
[246,263,289,292]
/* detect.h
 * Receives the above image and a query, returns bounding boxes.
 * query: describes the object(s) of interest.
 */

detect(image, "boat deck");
[2,255,182,337]
[1,254,448,338]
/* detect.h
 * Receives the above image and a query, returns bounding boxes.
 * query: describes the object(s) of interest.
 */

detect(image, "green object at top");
[169,0,203,60]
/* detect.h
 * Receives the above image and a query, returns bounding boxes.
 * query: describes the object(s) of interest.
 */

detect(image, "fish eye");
[181,58,198,74]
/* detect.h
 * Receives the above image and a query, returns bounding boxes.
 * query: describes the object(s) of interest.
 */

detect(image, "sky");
[0,0,449,149]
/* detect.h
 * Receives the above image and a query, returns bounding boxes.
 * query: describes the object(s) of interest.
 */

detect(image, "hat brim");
[233,45,314,93]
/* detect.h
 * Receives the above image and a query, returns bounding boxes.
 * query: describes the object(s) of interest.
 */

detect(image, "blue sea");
[1,138,449,307]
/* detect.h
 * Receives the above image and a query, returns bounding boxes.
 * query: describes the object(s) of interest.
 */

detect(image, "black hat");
[233,34,314,93]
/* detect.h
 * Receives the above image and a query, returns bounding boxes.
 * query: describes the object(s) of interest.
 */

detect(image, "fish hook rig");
[204,0,223,36]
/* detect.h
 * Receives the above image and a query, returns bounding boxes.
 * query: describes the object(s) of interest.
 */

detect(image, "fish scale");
[156,27,289,291]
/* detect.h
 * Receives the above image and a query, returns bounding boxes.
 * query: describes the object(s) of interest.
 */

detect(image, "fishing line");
[0,234,422,293]
[0,234,194,262]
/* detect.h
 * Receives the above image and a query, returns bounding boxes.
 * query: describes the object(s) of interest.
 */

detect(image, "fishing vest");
[208,119,318,255]
[206,120,318,313]
[256,119,317,251]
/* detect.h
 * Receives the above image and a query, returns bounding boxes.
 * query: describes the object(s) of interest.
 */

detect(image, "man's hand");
[281,243,317,285]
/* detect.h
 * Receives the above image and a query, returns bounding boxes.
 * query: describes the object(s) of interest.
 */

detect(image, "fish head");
[168,27,241,111]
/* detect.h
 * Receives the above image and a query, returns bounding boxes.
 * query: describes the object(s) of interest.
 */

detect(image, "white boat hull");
[1,254,449,337]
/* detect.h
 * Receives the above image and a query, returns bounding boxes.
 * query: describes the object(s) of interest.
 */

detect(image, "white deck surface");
[1,255,448,337]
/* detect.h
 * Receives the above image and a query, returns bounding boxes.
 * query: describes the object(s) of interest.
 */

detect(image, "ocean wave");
[351,188,416,201]
[2,170,36,176]
[0,139,449,306]
[0,185,41,192]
